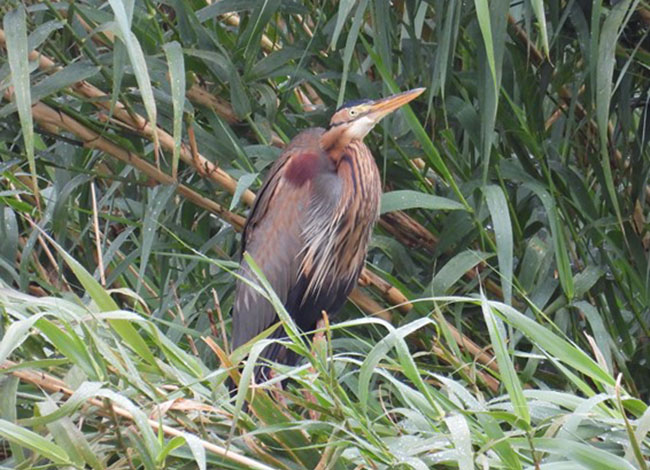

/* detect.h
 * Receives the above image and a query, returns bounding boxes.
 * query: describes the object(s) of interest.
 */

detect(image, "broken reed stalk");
[348,289,391,322]
[75,79,256,205]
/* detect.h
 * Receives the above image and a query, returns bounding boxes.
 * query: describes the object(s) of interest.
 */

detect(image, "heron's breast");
[337,142,381,218]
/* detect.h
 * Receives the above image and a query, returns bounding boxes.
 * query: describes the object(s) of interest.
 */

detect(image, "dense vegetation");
[1,0,649,468]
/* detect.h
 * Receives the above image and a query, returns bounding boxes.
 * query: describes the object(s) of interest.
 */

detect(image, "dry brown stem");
[348,288,392,322]
[379,211,438,252]
[30,101,246,230]
[186,85,239,124]
[359,270,413,313]
[74,80,256,205]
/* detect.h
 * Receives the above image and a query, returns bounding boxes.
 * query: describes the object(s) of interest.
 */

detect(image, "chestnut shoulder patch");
[284,151,321,186]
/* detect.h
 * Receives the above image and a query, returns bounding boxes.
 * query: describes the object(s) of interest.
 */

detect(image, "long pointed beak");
[367,87,425,121]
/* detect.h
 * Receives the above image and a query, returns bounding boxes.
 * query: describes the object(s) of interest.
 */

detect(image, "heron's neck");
[320,126,356,163]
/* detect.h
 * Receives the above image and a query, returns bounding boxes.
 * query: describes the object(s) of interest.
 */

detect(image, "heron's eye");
[349,109,357,117]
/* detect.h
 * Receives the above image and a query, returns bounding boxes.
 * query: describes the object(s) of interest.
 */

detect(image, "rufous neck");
[320,127,353,163]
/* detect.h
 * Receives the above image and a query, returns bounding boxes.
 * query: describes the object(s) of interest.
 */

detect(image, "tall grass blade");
[484,185,514,305]
[595,0,637,225]
[163,41,186,179]
[108,0,159,152]
[481,292,530,426]
[3,6,38,205]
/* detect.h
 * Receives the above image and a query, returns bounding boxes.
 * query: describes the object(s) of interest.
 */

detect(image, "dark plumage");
[335,98,372,112]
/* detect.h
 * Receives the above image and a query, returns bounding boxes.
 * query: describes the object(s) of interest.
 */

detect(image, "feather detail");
[299,140,381,300]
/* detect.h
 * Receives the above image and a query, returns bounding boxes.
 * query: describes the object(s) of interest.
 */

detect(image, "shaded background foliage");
[0,0,650,469]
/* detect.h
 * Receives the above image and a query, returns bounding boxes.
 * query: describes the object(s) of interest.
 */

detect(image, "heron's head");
[321,87,425,156]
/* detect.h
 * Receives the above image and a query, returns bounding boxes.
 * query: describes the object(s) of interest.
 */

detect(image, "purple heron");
[231,87,425,381]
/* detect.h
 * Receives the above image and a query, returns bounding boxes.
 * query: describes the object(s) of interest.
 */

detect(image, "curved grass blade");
[481,292,530,426]
[574,300,612,373]
[530,0,550,58]
[181,433,207,470]
[138,184,175,294]
[474,0,497,95]
[381,190,466,214]
[157,436,187,467]
[491,301,615,387]
[444,413,473,470]
[35,317,102,380]
[431,1,461,98]
[0,312,46,364]
[624,404,650,465]
[524,182,574,300]
[330,0,356,51]
[0,63,101,119]
[511,437,637,470]
[475,0,508,183]
[38,400,103,470]
[430,250,492,296]
[231,173,257,210]
[0,376,25,464]
[337,0,369,107]
[481,291,530,428]
[27,20,64,50]
[358,317,442,419]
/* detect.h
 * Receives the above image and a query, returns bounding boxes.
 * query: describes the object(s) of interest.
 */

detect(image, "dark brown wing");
[240,128,327,254]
